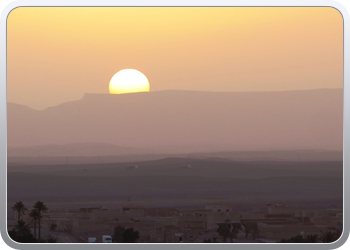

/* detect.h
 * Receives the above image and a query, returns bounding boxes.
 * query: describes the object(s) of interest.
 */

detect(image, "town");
[8,201,343,243]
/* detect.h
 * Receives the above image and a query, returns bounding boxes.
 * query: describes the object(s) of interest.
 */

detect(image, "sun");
[109,69,150,94]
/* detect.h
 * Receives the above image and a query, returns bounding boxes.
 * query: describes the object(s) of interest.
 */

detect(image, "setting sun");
[109,69,150,94]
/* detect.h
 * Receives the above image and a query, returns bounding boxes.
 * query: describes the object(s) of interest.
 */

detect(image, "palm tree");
[11,201,27,222]
[319,231,338,243]
[33,201,48,240]
[14,219,31,238]
[11,219,37,243]
[279,235,305,243]
[28,209,41,239]
[305,234,319,243]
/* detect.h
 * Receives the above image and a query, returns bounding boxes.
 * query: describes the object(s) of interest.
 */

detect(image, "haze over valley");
[7,89,343,211]
[8,89,342,153]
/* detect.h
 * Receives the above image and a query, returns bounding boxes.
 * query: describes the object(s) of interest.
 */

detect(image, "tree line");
[203,219,342,243]
[9,201,55,243]
[10,201,140,244]
[278,230,342,243]
[112,225,140,243]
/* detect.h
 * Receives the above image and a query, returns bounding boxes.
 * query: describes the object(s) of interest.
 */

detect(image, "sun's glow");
[109,69,150,94]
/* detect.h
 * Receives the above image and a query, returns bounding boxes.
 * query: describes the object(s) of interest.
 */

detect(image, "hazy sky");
[7,7,343,110]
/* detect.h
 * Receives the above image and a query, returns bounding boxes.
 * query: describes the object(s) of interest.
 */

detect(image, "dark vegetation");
[278,230,342,243]
[9,201,54,243]
[113,225,140,243]
[203,237,218,243]
[216,219,241,243]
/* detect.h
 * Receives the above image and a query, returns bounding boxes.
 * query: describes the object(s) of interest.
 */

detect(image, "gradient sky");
[7,7,343,110]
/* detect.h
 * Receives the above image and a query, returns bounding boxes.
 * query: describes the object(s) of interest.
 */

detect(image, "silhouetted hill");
[8,89,343,154]
[7,142,152,157]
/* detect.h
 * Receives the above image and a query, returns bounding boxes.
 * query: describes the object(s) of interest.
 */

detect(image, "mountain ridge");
[8,89,343,153]
[8,88,342,111]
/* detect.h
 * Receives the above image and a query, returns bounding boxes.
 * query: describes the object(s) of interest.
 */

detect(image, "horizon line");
[7,87,343,111]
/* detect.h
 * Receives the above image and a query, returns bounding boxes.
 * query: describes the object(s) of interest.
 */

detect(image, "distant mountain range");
[8,89,343,156]
[7,142,152,157]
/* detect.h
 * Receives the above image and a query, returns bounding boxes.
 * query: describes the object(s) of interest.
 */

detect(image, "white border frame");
[1,1,348,249]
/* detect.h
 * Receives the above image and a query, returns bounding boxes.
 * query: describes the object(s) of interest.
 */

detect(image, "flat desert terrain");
[7,157,343,212]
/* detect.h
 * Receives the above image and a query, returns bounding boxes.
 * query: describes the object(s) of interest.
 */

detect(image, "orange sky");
[7,7,343,110]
